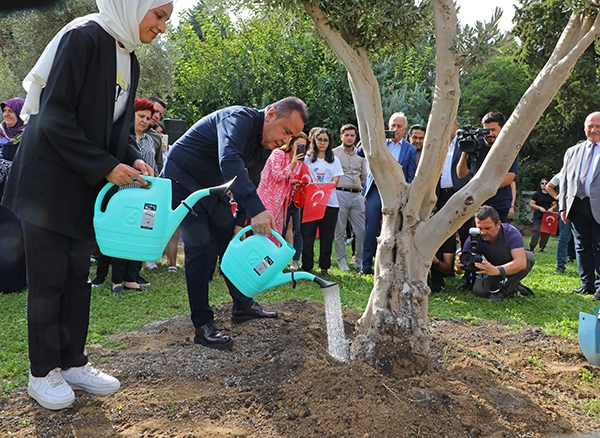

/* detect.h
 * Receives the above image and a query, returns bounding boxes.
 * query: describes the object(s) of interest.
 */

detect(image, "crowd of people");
[1,0,598,415]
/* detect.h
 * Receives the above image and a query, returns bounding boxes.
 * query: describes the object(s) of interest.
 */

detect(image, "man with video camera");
[456,112,518,222]
[454,206,535,302]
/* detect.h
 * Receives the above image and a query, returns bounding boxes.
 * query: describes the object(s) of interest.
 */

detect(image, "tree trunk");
[303,0,459,375]
[304,0,600,375]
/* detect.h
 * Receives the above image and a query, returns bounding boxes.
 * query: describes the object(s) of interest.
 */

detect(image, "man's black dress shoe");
[231,303,278,323]
[572,286,595,295]
[194,323,233,350]
[359,268,374,275]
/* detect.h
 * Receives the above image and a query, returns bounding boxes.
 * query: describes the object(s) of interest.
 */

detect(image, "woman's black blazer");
[2,22,141,240]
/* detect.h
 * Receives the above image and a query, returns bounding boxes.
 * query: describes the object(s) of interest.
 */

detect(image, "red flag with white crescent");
[291,162,312,208]
[302,183,335,223]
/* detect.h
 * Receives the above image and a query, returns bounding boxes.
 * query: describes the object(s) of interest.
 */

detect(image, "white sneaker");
[290,260,299,271]
[28,368,75,410]
[145,261,158,269]
[61,363,120,396]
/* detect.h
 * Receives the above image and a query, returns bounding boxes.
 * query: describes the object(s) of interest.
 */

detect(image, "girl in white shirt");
[302,128,343,277]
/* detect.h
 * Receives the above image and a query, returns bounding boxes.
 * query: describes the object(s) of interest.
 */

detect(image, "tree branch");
[424,9,600,247]
[407,0,461,256]
[302,1,406,212]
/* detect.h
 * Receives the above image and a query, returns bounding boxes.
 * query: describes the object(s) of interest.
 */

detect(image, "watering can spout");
[246,270,338,292]
[289,271,337,289]
[172,178,236,224]
[209,178,236,196]
[313,276,338,289]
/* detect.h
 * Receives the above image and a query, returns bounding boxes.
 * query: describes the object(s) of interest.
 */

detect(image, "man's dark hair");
[481,112,505,127]
[475,205,500,223]
[408,124,426,136]
[267,97,309,125]
[340,123,357,135]
[147,96,167,110]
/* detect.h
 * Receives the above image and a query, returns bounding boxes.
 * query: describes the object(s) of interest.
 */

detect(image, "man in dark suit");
[559,111,600,297]
[359,112,416,275]
[162,97,308,349]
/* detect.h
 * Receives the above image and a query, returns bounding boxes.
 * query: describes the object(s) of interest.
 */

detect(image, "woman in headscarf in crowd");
[0,98,25,159]
[0,97,27,294]
[1,0,173,411]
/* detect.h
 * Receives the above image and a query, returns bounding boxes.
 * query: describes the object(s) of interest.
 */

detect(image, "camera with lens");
[456,125,490,155]
[459,227,483,272]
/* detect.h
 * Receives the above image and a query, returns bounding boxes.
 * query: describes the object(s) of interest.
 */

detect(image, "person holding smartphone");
[257,132,307,236]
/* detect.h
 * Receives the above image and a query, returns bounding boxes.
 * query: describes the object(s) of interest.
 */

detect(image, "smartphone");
[296,143,306,155]
[161,134,169,147]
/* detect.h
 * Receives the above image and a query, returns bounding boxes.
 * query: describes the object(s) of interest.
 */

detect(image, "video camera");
[456,125,490,155]
[459,227,483,272]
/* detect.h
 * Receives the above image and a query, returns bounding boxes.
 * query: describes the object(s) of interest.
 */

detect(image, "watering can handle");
[94,175,157,215]
[232,225,287,246]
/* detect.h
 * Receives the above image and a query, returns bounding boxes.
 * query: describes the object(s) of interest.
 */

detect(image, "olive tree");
[236,0,600,374]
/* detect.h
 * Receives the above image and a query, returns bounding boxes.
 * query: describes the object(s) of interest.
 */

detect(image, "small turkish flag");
[302,183,335,223]
[540,211,559,235]
[291,162,312,208]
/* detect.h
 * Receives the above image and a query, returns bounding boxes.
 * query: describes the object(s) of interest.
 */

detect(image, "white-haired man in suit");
[559,111,600,298]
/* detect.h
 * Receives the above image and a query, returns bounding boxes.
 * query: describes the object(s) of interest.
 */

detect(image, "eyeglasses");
[316,138,329,143]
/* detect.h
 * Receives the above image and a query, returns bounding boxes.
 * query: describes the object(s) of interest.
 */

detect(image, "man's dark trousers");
[472,251,535,298]
[569,197,600,290]
[362,186,382,272]
[172,180,254,328]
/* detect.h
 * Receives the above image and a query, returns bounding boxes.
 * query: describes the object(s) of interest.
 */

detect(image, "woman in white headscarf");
[1,0,173,411]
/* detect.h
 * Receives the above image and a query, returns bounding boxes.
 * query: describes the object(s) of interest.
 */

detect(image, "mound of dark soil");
[2,299,599,437]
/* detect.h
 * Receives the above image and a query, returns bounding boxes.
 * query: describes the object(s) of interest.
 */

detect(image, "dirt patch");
[2,299,600,437]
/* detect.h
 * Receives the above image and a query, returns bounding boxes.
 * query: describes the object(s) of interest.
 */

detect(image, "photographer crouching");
[454,206,535,302]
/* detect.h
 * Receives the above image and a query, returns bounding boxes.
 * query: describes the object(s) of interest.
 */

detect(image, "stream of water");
[322,283,349,361]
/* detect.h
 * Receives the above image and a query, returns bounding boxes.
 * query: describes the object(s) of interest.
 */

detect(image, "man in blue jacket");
[163,97,308,349]
[359,112,416,275]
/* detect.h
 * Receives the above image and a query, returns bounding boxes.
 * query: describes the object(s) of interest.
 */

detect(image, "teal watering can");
[94,176,234,261]
[221,225,336,298]
[578,305,600,366]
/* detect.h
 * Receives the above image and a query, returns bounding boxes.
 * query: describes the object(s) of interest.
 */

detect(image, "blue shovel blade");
[578,306,600,367]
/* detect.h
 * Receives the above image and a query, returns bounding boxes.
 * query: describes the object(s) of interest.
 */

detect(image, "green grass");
[0,235,593,395]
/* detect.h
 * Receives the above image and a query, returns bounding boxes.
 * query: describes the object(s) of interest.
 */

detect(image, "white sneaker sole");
[65,381,120,396]
[28,385,75,410]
